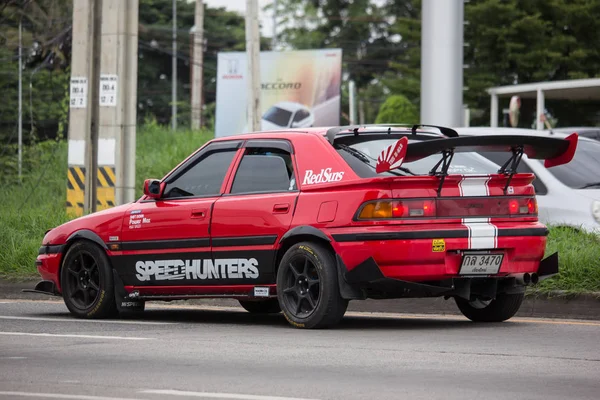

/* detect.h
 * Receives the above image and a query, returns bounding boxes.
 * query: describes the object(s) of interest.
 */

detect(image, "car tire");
[238,299,281,314]
[276,242,348,329]
[60,240,117,319]
[455,292,525,322]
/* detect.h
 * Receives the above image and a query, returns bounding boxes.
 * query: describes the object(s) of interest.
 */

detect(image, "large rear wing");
[375,133,578,196]
[404,134,578,168]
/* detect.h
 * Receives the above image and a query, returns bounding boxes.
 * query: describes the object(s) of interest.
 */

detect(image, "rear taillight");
[393,200,436,218]
[356,197,538,220]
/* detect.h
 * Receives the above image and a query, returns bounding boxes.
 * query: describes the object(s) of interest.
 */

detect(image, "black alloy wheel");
[281,255,321,318]
[276,242,348,329]
[61,241,117,318]
[64,250,101,310]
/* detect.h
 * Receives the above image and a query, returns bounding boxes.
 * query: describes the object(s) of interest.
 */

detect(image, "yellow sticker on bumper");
[432,239,446,252]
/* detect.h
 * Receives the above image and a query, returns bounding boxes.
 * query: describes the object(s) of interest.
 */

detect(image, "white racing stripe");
[0,392,145,400]
[139,390,320,400]
[458,176,498,249]
[0,332,151,341]
[0,315,175,325]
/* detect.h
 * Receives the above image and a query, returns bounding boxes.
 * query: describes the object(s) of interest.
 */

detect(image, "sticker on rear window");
[432,239,445,252]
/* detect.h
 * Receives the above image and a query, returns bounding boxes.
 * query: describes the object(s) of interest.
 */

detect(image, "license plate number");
[459,253,504,275]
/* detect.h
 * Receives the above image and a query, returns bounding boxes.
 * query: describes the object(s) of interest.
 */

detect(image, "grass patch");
[532,226,600,295]
[0,124,213,280]
[1,127,600,294]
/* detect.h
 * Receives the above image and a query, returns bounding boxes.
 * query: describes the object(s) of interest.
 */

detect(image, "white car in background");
[260,101,315,130]
[455,127,600,233]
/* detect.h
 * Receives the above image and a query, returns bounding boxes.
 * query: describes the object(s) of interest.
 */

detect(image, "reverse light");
[357,197,538,220]
[592,201,600,224]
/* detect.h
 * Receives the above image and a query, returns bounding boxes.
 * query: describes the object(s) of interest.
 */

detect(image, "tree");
[382,0,600,127]
[464,0,600,126]
[375,94,418,124]
[138,0,269,127]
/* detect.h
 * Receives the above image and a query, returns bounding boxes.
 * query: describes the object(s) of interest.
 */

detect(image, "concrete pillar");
[490,93,498,127]
[420,0,464,127]
[536,88,545,130]
[66,0,95,216]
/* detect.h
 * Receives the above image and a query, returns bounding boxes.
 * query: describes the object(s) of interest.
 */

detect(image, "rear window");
[336,138,499,178]
[263,107,292,126]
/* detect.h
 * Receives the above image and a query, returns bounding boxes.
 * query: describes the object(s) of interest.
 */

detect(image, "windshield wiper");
[579,182,600,189]
[337,144,370,164]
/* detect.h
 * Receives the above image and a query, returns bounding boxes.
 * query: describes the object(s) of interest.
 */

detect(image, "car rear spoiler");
[405,134,578,166]
[404,133,578,195]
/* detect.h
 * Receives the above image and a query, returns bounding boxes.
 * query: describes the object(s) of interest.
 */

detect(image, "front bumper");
[338,252,559,300]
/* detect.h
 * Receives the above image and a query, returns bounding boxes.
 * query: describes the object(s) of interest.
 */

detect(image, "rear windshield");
[543,140,600,189]
[263,107,292,126]
[336,138,499,178]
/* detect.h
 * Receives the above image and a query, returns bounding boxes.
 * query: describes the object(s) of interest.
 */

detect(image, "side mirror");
[291,121,300,128]
[143,179,164,199]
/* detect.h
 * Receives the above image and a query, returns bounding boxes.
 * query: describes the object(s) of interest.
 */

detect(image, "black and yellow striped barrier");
[66,166,86,216]
[66,166,116,216]
[96,166,116,210]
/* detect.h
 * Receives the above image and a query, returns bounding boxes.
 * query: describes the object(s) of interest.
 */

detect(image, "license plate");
[459,253,504,275]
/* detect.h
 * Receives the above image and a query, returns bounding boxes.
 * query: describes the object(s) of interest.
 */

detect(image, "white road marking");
[0,356,26,359]
[0,392,146,400]
[0,315,175,325]
[0,332,151,341]
[139,390,320,400]
[3,299,599,326]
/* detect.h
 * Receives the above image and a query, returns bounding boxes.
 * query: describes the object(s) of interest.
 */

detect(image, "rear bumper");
[338,252,559,300]
[329,224,549,282]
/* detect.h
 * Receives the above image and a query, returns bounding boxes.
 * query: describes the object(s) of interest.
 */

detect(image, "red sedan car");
[30,125,577,328]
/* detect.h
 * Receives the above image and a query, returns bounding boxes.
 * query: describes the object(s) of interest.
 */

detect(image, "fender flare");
[66,229,107,249]
[279,225,331,244]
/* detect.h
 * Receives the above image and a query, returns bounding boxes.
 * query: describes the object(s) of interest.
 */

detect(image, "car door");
[210,139,299,288]
[113,140,243,287]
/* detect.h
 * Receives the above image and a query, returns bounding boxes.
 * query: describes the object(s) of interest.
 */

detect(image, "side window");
[478,152,548,195]
[293,109,308,123]
[163,149,236,198]
[230,147,297,194]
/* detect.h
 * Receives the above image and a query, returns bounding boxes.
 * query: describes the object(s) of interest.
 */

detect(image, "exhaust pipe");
[512,273,531,286]
[530,273,539,285]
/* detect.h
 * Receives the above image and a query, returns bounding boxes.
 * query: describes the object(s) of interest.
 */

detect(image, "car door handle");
[191,209,206,219]
[273,203,290,214]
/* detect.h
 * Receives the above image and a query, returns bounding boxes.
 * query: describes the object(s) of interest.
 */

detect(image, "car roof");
[454,126,596,143]
[210,125,452,144]
[552,127,600,134]
[268,101,307,112]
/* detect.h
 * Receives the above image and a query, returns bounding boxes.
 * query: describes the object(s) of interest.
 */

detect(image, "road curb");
[3,280,600,320]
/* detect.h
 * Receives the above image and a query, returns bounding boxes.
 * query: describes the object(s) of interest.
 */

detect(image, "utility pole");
[66,0,95,217]
[272,0,277,49]
[348,80,356,125]
[88,0,102,213]
[99,0,139,207]
[420,0,464,126]
[190,0,204,130]
[171,0,177,131]
[17,19,22,180]
[245,0,261,131]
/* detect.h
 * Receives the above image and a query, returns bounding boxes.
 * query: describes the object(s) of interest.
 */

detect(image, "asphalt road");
[0,300,599,400]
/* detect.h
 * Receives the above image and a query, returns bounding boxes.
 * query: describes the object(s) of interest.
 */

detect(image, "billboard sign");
[215,49,342,137]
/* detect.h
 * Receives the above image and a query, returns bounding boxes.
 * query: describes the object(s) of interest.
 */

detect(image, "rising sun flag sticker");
[376,136,408,173]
